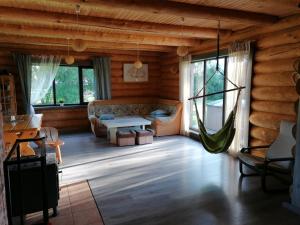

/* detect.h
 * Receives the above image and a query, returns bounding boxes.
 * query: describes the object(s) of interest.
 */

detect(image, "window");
[33,65,95,106]
[190,56,227,132]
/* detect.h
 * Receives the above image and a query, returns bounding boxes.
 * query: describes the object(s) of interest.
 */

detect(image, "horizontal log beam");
[0,23,201,47]
[257,27,300,49]
[0,0,278,25]
[191,14,300,54]
[249,111,296,130]
[252,87,298,102]
[251,100,297,115]
[252,72,294,87]
[0,7,231,39]
[250,126,279,143]
[254,58,297,74]
[255,42,300,61]
[0,34,175,53]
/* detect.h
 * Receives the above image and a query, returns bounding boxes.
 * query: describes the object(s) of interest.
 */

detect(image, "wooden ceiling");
[0,0,299,53]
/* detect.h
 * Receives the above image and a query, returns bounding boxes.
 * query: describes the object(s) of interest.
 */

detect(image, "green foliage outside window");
[55,66,80,104]
[32,65,95,105]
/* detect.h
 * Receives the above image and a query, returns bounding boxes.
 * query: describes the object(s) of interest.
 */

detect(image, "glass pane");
[39,88,54,105]
[190,61,204,130]
[204,58,225,132]
[55,66,80,104]
[82,68,95,102]
[31,65,54,105]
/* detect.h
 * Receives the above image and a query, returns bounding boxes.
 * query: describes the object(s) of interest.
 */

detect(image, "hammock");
[188,21,245,153]
[192,89,241,153]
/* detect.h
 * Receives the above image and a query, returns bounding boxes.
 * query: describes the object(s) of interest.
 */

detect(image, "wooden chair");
[238,120,295,192]
[39,127,64,164]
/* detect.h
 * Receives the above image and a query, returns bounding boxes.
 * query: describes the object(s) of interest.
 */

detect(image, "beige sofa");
[88,97,182,137]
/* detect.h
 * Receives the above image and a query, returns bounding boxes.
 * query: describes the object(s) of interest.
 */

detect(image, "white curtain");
[31,55,61,104]
[179,55,192,135]
[225,41,253,156]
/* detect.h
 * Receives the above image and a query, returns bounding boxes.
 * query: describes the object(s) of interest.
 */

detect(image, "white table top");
[101,116,151,129]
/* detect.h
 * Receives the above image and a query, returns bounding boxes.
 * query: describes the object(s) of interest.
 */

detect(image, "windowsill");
[34,105,87,110]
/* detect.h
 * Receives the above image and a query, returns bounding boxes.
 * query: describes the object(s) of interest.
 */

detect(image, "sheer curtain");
[225,41,253,155]
[31,55,61,104]
[179,55,191,135]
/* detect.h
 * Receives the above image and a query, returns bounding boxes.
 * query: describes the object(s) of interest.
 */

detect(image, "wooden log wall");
[0,49,162,132]
[110,53,161,98]
[249,25,300,157]
[159,53,179,100]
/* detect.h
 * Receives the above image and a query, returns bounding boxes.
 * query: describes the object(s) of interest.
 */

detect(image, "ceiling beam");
[0,23,202,47]
[0,34,175,52]
[0,43,165,57]
[190,13,300,54]
[0,0,278,25]
[0,7,231,39]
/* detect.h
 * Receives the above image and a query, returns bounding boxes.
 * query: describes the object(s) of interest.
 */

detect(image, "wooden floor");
[59,133,300,225]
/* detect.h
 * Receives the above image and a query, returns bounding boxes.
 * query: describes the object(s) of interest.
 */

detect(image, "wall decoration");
[123,63,148,82]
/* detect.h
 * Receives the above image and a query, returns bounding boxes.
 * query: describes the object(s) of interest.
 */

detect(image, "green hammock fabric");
[194,98,238,154]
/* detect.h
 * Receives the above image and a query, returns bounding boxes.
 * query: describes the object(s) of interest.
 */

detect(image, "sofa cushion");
[150,109,168,116]
[94,104,156,117]
[99,113,115,120]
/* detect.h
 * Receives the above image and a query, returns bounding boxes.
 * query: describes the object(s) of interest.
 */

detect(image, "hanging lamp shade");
[134,43,143,69]
[72,39,87,52]
[176,46,189,57]
[65,55,75,65]
[65,38,75,65]
[134,59,143,69]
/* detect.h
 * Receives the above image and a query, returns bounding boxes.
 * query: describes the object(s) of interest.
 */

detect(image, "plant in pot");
[58,99,64,106]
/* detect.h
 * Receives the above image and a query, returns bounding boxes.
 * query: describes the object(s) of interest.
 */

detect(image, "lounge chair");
[238,120,295,191]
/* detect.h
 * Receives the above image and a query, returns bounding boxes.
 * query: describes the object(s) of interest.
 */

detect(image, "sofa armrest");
[89,115,98,125]
[88,115,107,137]
[153,115,176,126]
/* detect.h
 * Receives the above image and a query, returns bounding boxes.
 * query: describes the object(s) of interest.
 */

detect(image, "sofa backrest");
[88,98,182,118]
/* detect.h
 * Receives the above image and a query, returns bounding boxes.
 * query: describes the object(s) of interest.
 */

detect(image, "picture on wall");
[123,64,148,82]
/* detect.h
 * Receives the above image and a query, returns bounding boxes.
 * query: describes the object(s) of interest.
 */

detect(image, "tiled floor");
[26,181,104,225]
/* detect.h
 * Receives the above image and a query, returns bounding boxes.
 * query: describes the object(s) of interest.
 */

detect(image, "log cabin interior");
[0,1,300,225]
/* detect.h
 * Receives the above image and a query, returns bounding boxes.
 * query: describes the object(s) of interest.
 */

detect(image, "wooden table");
[101,116,151,144]
[3,114,43,156]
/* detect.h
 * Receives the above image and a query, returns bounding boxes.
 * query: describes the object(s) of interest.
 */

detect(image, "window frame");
[33,64,94,107]
[189,55,228,132]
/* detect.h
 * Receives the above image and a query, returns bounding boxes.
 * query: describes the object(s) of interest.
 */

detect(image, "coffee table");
[101,116,151,144]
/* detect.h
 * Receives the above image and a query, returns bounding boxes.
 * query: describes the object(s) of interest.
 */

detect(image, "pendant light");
[134,43,143,69]
[72,4,87,52]
[65,38,75,65]
[176,17,189,57]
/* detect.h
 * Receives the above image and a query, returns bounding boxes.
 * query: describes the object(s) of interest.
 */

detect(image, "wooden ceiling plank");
[0,23,202,47]
[0,0,278,25]
[0,7,231,39]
